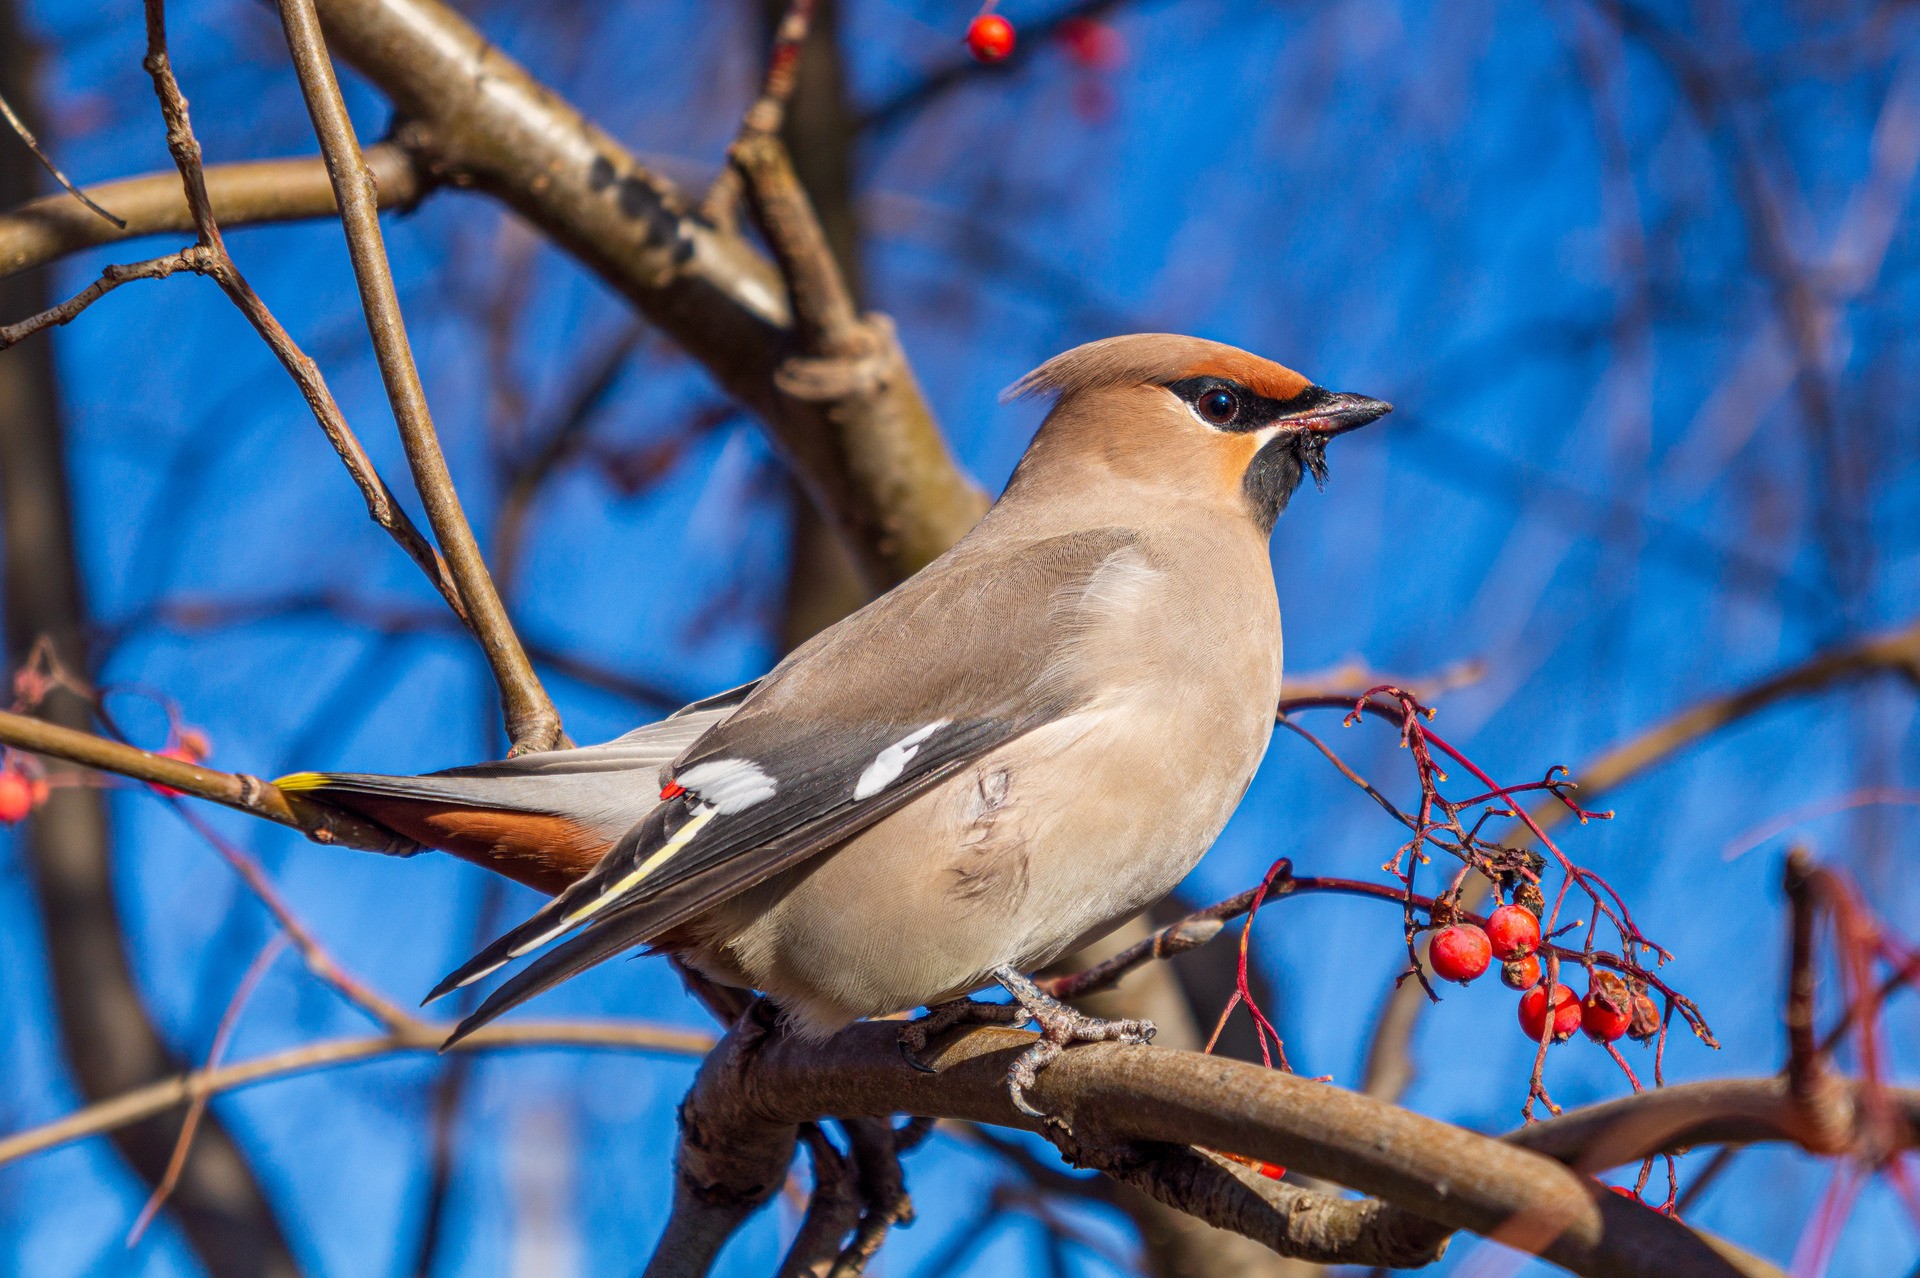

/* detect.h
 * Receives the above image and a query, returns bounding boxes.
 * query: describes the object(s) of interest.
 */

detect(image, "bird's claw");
[897,997,1031,1073]
[991,965,1155,1120]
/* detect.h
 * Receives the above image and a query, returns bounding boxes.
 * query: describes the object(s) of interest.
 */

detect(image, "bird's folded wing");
[432,525,1146,1040]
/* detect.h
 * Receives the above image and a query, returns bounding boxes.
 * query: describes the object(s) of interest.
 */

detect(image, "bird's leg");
[991,964,1155,1119]
[898,996,1031,1072]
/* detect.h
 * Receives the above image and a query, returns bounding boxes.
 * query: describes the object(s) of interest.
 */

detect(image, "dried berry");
[1501,955,1541,990]
[1429,923,1491,983]
[1519,981,1580,1042]
[1486,904,1541,960]
[1627,992,1662,1042]
[1582,971,1634,1043]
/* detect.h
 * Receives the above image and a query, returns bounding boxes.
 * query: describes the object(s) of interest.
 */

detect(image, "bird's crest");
[1002,333,1312,405]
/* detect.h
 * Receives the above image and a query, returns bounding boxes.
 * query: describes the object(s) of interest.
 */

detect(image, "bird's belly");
[683,693,1273,1037]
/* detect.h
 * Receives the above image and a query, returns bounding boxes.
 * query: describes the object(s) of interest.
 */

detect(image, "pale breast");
[682,525,1283,1036]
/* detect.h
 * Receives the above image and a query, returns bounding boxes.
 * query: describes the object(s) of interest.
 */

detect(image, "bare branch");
[655,1020,1792,1277]
[701,0,819,228]
[275,0,564,752]
[0,244,210,349]
[0,145,426,278]
[309,0,986,585]
[135,1,469,625]
[0,87,124,228]
[0,705,415,854]
[0,1019,715,1170]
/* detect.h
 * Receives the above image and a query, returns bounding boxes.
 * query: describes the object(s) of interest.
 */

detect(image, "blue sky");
[2,0,1917,1274]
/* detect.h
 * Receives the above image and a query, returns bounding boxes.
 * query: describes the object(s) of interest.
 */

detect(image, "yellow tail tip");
[272,771,331,792]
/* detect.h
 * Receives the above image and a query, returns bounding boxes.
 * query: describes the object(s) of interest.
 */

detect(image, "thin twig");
[136,0,469,623]
[0,1019,716,1170]
[702,0,819,225]
[127,934,289,1244]
[273,0,565,752]
[0,705,412,853]
[0,88,125,227]
[171,803,417,1030]
[0,245,210,350]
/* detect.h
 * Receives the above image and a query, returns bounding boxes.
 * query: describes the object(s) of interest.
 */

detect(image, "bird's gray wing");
[434,526,1144,1041]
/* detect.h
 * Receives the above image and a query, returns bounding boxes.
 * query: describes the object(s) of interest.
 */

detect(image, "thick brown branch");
[1509,1075,1916,1170]
[0,706,414,854]
[664,1020,1789,1277]
[275,0,563,752]
[1068,1142,1449,1268]
[310,0,987,585]
[0,145,426,278]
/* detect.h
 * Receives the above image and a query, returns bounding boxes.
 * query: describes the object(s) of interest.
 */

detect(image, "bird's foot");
[898,997,1031,1073]
[992,965,1155,1120]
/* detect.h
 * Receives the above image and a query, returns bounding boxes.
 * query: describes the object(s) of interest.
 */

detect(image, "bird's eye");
[1197,388,1239,426]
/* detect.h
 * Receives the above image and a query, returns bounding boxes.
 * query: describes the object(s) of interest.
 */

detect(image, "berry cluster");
[1429,904,1662,1046]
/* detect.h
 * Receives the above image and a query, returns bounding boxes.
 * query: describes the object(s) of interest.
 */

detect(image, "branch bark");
[656,1020,1795,1278]
[0,706,415,853]
[0,144,426,277]
[274,0,563,751]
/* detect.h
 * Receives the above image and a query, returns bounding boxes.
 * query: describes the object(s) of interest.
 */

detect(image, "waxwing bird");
[277,334,1389,1114]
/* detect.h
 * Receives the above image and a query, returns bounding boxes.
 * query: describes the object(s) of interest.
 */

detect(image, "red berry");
[1627,992,1661,1042]
[1486,904,1540,960]
[1501,955,1541,990]
[0,769,35,823]
[1582,971,1634,1043]
[965,13,1015,62]
[1428,923,1491,983]
[1057,16,1125,70]
[1518,982,1581,1042]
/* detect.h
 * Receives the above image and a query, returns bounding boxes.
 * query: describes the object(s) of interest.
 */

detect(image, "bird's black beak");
[1291,390,1393,438]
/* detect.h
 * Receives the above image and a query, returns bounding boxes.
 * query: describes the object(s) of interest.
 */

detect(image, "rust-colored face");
[1007,334,1390,531]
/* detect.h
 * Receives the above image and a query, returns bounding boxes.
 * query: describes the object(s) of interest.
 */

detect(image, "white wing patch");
[676,758,778,814]
[854,721,950,801]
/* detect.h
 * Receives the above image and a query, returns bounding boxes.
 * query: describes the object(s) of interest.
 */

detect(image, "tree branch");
[0,706,415,853]
[308,0,986,586]
[134,3,470,627]
[0,244,211,348]
[0,1018,715,1170]
[652,1020,1793,1278]
[275,0,564,752]
[0,144,427,278]
[0,86,124,228]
